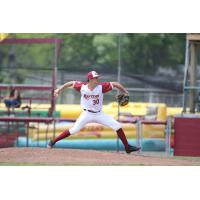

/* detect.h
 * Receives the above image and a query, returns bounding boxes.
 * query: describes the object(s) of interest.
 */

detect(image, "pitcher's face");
[90,76,100,84]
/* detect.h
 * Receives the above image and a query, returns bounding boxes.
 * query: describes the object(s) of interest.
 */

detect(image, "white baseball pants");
[69,111,122,134]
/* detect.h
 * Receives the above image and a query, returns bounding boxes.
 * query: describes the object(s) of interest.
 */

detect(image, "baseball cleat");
[125,145,141,154]
[47,140,54,148]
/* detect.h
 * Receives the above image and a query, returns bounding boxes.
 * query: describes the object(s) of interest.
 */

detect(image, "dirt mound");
[0,147,199,166]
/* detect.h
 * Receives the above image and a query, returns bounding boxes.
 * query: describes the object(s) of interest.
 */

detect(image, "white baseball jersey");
[67,81,121,134]
[73,81,113,112]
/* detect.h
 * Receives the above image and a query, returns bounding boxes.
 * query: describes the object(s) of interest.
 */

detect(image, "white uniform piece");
[69,81,122,134]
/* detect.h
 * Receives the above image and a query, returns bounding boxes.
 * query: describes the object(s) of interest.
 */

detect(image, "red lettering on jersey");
[83,94,99,100]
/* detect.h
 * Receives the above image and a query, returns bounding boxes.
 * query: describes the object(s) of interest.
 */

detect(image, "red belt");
[84,109,100,113]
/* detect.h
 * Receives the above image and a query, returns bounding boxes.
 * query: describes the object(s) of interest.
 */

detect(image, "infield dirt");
[0,147,200,166]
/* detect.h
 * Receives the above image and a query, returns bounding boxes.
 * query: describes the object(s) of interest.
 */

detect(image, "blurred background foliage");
[0,33,186,84]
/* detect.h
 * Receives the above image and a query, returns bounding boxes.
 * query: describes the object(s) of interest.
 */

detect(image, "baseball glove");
[116,94,129,106]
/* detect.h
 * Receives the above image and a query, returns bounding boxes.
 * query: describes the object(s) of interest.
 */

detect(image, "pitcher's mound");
[0,147,199,165]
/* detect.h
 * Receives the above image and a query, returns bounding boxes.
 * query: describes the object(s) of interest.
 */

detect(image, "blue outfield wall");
[15,137,166,152]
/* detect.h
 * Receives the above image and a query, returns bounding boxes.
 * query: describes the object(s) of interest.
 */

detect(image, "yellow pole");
[0,33,9,41]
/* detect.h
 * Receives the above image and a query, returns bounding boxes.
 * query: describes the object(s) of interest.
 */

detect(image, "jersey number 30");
[93,99,99,105]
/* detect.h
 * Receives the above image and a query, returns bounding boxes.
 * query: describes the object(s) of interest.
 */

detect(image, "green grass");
[172,156,200,161]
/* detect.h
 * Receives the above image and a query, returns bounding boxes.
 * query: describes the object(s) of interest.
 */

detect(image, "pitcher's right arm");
[54,81,74,97]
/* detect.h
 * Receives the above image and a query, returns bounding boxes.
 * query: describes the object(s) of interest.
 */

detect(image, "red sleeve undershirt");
[73,81,85,92]
[100,82,113,93]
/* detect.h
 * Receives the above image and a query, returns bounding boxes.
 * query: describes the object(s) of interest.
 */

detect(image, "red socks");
[51,128,128,148]
[116,128,129,148]
[52,130,71,145]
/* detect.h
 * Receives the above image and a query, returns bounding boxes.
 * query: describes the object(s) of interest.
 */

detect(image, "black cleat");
[125,145,141,154]
[47,140,54,148]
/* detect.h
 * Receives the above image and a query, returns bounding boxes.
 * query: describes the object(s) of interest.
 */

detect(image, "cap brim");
[88,75,100,80]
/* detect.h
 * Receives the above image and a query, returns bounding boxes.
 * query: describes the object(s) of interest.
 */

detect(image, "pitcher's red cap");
[87,71,100,80]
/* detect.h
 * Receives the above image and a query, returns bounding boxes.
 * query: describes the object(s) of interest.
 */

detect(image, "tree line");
[0,33,186,83]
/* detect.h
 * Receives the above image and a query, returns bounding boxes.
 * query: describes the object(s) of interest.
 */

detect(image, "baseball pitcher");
[47,71,140,153]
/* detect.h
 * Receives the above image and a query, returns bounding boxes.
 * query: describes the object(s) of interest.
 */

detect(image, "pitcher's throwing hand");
[54,88,60,97]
